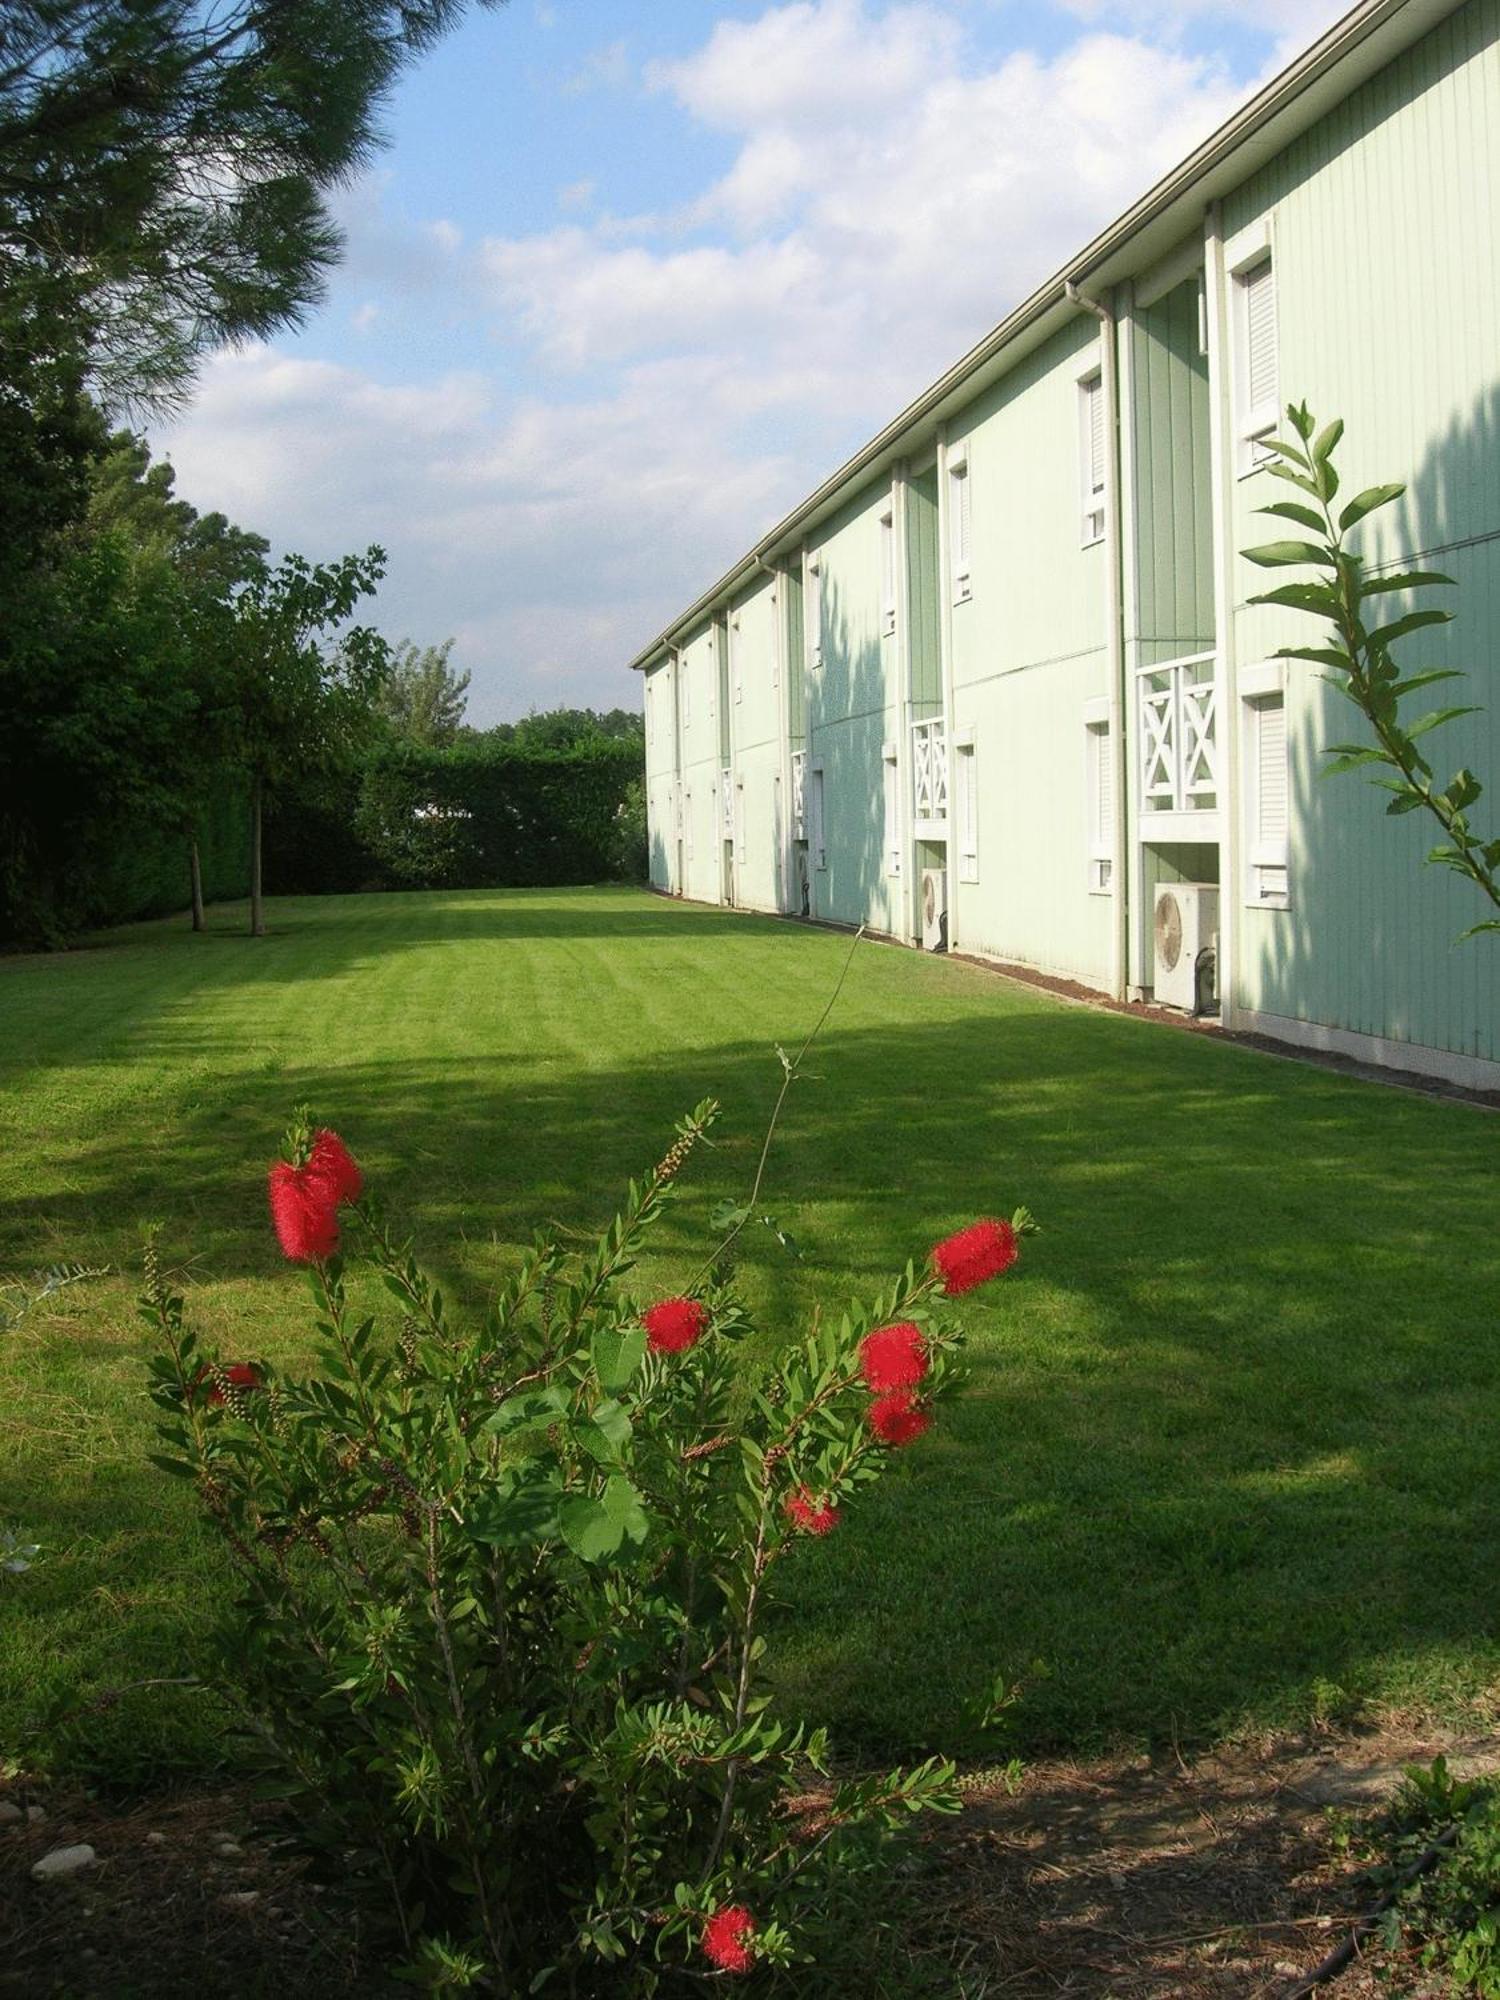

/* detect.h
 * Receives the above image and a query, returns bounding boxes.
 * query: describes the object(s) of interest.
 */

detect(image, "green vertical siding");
[807,479,902,935]
[906,467,943,716]
[1131,275,1214,666]
[946,316,1113,985]
[1225,0,1500,1067]
[785,568,806,746]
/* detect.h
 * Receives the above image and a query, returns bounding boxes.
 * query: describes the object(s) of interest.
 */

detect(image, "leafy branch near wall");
[1243,401,1500,941]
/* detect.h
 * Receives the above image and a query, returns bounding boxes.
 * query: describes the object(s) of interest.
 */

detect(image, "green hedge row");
[267,739,646,894]
[0,783,249,946]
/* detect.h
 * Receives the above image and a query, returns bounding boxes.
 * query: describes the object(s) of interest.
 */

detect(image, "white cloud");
[156,0,1340,720]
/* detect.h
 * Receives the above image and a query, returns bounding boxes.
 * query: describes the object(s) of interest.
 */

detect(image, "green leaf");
[1242,540,1337,570]
[1391,669,1464,697]
[1249,581,1342,616]
[560,1475,651,1565]
[1362,568,1455,595]
[590,1397,633,1455]
[1311,417,1344,464]
[709,1200,752,1232]
[1337,483,1404,531]
[592,1324,647,1395]
[483,1386,569,1437]
[1257,499,1327,533]
[147,1453,197,1479]
[1366,608,1454,647]
[469,1470,563,1549]
[1275,644,1355,671]
[1322,746,1387,775]
[1385,791,1427,816]
[1404,706,1478,741]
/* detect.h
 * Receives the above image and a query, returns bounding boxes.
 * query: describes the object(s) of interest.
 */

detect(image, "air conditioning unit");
[1153,882,1219,1012]
[921,868,948,952]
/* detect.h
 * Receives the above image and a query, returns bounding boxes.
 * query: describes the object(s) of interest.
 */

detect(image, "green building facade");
[635,0,1500,1090]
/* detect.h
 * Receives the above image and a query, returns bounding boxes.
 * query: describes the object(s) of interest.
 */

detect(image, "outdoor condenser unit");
[921,868,948,953]
[1153,882,1218,1012]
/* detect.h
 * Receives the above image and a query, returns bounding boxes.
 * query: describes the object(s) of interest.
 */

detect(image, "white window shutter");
[1256,697,1287,845]
[1246,693,1289,904]
[883,749,901,876]
[957,744,978,882]
[1081,375,1106,543]
[1086,720,1113,892]
[1245,261,1277,414]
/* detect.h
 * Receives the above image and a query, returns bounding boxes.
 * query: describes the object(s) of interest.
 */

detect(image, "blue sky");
[154,0,1348,724]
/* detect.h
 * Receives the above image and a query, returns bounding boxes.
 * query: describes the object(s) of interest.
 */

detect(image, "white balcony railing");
[1138,651,1218,826]
[790,750,807,840]
[912,717,948,829]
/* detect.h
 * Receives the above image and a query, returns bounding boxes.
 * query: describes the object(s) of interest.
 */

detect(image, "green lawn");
[3,885,1498,1785]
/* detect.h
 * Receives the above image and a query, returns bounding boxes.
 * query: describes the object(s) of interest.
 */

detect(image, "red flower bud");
[641,1296,709,1354]
[859,1320,927,1392]
[931,1218,1018,1296]
[268,1160,341,1262]
[784,1487,840,1536]
[192,1362,262,1408]
[867,1388,931,1447]
[702,1905,756,1973]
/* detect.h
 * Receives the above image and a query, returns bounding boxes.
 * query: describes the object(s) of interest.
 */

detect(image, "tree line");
[0,0,644,946]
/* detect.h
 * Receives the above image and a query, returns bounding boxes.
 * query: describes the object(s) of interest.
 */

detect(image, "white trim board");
[1234,1008,1500,1096]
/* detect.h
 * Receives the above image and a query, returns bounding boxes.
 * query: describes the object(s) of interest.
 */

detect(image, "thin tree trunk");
[189,836,205,932]
[250,776,265,936]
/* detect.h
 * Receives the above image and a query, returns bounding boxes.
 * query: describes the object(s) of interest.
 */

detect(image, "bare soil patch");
[917,1722,1500,1997]
[3,1723,1496,1995]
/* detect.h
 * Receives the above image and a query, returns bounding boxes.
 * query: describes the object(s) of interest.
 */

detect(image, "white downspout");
[1202,203,1240,1030]
[1065,279,1128,1001]
[756,555,793,915]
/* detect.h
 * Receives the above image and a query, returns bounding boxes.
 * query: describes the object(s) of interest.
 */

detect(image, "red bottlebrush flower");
[702,1905,756,1974]
[867,1389,931,1448]
[859,1320,928,1392]
[307,1128,363,1205]
[193,1363,262,1408]
[641,1296,710,1354]
[268,1159,341,1263]
[784,1487,840,1536]
[931,1218,1018,1296]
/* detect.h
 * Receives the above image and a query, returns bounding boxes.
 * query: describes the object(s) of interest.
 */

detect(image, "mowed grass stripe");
[0,885,1496,1782]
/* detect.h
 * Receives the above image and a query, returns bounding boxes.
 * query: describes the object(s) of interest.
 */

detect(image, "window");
[1079,371,1106,545]
[1085,715,1114,893]
[1243,687,1289,906]
[880,502,896,636]
[948,447,972,604]
[805,550,823,670]
[955,735,978,883]
[809,763,827,871]
[882,742,901,877]
[1234,251,1278,474]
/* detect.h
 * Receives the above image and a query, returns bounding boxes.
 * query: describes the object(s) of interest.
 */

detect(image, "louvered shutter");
[1239,257,1278,460]
[1083,376,1106,542]
[1087,721,1113,891]
[1249,695,1289,903]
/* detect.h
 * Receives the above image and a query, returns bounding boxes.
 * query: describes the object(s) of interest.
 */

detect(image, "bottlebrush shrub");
[144,1101,1032,1993]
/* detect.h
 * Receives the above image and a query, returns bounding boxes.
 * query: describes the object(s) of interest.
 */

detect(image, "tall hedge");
[268,739,645,894]
[0,782,249,945]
